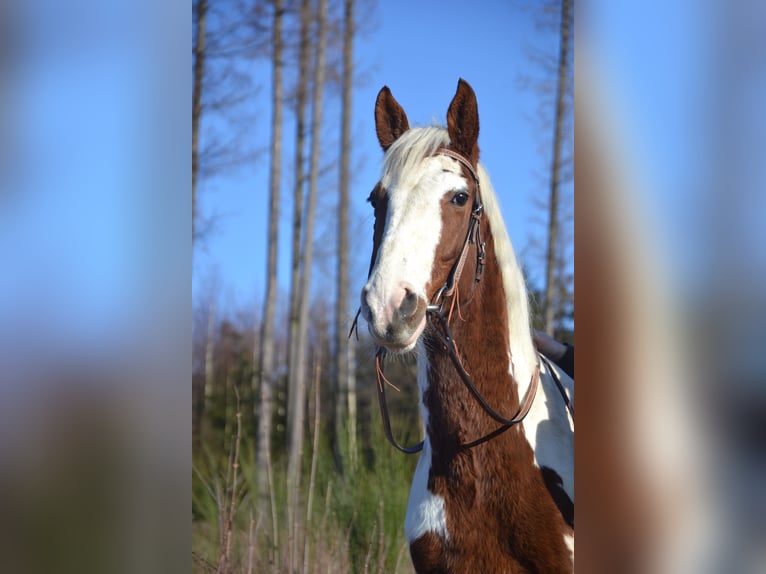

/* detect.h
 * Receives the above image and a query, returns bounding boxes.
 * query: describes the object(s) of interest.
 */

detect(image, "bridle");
[427,148,486,307]
[372,147,545,454]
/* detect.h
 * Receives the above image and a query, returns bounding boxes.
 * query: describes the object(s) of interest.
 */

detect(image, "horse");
[359,79,574,573]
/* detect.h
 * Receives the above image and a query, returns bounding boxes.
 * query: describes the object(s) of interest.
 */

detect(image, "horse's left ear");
[447,79,480,165]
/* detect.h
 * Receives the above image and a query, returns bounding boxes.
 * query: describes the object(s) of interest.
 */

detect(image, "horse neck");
[422,229,529,454]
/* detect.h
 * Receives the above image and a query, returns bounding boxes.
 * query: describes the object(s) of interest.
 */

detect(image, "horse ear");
[446,79,480,164]
[375,86,410,151]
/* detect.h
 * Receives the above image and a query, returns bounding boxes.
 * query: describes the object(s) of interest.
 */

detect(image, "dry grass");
[192,366,417,574]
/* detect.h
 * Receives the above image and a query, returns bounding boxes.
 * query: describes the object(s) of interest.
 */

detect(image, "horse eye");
[450,191,469,207]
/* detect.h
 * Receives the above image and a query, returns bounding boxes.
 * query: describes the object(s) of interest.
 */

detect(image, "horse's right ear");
[375,86,409,151]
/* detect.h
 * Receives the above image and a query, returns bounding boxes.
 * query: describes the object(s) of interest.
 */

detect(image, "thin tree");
[288,0,328,569]
[192,269,219,450]
[205,286,217,402]
[286,0,311,460]
[543,0,572,334]
[192,0,207,245]
[334,0,355,473]
[193,0,263,245]
[256,0,284,538]
[285,0,312,570]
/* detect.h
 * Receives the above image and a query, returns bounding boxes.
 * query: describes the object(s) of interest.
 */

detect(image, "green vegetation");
[192,345,420,573]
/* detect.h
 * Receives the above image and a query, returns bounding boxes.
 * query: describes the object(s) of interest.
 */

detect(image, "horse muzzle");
[361,282,427,351]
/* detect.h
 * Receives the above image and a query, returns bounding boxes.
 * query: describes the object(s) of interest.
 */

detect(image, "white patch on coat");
[521,356,575,502]
[405,341,449,543]
[405,437,449,543]
[565,534,574,562]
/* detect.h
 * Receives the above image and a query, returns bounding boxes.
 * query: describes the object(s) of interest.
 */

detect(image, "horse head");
[361,79,485,353]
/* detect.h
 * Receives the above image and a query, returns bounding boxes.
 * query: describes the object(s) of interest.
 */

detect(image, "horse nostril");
[360,286,372,319]
[399,288,418,319]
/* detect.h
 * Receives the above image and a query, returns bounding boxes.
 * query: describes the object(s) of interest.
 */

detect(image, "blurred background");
[0,0,763,572]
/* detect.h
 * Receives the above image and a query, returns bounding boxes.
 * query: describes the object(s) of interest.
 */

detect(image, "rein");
[375,313,542,454]
[373,147,542,454]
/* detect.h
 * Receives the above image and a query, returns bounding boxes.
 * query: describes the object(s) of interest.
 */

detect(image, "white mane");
[382,126,539,385]
[476,162,539,385]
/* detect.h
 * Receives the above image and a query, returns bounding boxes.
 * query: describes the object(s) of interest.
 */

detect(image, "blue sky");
[192,1,571,316]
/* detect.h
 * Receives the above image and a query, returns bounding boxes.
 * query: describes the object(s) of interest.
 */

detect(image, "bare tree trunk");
[286,0,311,438]
[347,328,357,470]
[334,0,355,474]
[543,0,572,335]
[192,375,205,452]
[205,294,216,400]
[192,0,207,245]
[195,285,216,451]
[286,2,311,571]
[256,0,284,530]
[302,359,322,574]
[288,0,327,569]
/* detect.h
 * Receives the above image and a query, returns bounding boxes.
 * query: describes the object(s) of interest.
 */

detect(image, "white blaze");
[363,131,468,349]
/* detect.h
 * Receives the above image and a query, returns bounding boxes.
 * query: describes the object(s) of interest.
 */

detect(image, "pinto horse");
[359,79,574,573]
